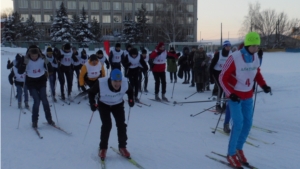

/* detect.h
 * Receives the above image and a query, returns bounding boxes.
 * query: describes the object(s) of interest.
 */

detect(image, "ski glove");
[81,86,87,92]
[128,99,134,107]
[229,93,240,103]
[90,103,98,112]
[262,85,271,93]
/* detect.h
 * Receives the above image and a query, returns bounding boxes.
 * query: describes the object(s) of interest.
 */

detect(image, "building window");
[135,3,142,10]
[67,1,76,9]
[178,17,184,24]
[91,15,100,22]
[32,14,41,22]
[187,16,193,24]
[55,1,62,9]
[113,15,122,23]
[102,27,112,35]
[79,1,88,10]
[187,28,193,35]
[21,14,29,21]
[113,2,121,10]
[102,15,111,23]
[91,2,99,10]
[43,1,52,9]
[125,13,133,20]
[187,4,193,12]
[19,0,28,8]
[44,14,51,22]
[68,15,73,19]
[145,3,153,11]
[124,3,132,11]
[156,3,163,11]
[102,2,110,10]
[31,1,41,9]
[146,16,153,23]
[156,16,162,24]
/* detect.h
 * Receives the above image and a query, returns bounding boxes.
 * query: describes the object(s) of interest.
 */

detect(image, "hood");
[182,46,190,55]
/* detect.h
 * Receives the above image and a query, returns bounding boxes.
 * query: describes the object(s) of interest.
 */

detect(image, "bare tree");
[239,2,261,35]
[1,8,13,19]
[155,0,186,43]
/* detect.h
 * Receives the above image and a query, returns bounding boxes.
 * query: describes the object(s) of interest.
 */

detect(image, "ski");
[210,128,259,148]
[43,123,72,135]
[148,98,170,105]
[110,147,145,169]
[33,127,43,139]
[206,155,242,169]
[59,98,70,105]
[252,125,278,133]
[125,100,142,108]
[136,101,151,107]
[100,158,106,169]
[211,151,258,169]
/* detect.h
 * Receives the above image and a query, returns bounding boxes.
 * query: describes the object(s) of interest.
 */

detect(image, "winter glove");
[9,78,13,85]
[90,103,98,112]
[128,99,134,107]
[262,85,271,93]
[229,93,240,103]
[106,65,110,70]
[7,60,10,65]
[72,54,79,62]
[81,86,87,92]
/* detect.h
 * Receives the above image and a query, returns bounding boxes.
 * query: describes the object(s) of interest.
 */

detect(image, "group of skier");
[7,31,272,168]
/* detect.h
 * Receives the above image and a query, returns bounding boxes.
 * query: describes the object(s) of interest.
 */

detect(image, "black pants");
[139,70,148,90]
[212,70,223,104]
[183,70,190,82]
[98,101,127,149]
[71,67,80,89]
[128,69,140,98]
[190,70,195,85]
[153,72,166,94]
[169,72,177,81]
[58,68,72,96]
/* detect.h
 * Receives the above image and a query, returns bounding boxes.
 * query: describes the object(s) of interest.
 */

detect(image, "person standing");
[166,47,178,83]
[193,45,210,92]
[88,69,134,160]
[109,43,124,70]
[150,42,177,101]
[18,46,55,128]
[96,50,110,74]
[45,47,59,102]
[178,47,190,84]
[219,32,271,168]
[209,40,232,112]
[138,49,149,92]
[188,47,197,87]
[123,48,148,102]
[71,47,82,91]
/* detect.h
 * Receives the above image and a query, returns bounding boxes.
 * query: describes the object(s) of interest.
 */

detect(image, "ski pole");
[185,91,197,100]
[171,80,176,99]
[46,63,59,126]
[83,108,96,143]
[127,107,132,126]
[252,82,258,118]
[10,84,13,106]
[190,105,216,117]
[17,74,27,129]
[174,100,218,105]
[212,110,223,134]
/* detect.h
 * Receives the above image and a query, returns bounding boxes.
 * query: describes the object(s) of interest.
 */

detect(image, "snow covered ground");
[1,47,300,169]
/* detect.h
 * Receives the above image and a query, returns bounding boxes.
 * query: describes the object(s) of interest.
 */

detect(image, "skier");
[18,46,55,128]
[193,45,210,92]
[71,47,82,91]
[8,55,29,109]
[123,48,148,102]
[80,48,88,65]
[166,47,178,83]
[150,42,176,101]
[96,50,110,74]
[138,49,149,93]
[178,47,190,84]
[188,46,197,87]
[122,44,132,77]
[79,54,106,92]
[45,47,59,102]
[205,53,213,91]
[109,43,124,70]
[88,69,134,159]
[219,32,271,168]
[209,40,232,113]
[7,53,22,69]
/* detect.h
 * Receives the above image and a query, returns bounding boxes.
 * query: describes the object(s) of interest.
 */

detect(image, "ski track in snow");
[1,47,300,169]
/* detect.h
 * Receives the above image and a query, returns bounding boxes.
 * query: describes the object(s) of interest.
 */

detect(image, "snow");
[1,48,300,169]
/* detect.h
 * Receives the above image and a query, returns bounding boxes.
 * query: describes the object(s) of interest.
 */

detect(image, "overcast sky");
[1,0,299,41]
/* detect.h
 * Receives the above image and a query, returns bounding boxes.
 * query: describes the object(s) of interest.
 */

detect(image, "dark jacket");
[166,51,178,72]
[122,54,148,76]
[178,47,190,71]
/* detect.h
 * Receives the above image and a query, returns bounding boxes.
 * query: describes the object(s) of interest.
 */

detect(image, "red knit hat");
[156,42,165,49]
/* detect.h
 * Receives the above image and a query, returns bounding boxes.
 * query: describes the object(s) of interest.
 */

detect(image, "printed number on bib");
[33,69,41,73]
[91,72,98,75]
[245,78,250,87]
[64,58,71,62]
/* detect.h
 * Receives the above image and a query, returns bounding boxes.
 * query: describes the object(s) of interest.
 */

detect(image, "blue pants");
[227,98,253,155]
[16,84,29,103]
[224,103,231,124]
[29,86,52,123]
[49,68,57,96]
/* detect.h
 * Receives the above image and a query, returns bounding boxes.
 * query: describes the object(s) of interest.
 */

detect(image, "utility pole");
[220,23,222,47]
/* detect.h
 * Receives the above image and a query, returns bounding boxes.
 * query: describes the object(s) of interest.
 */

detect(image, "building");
[12,0,198,42]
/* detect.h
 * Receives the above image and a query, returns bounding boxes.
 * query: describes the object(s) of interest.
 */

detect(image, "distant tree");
[90,17,102,42]
[1,11,23,42]
[0,8,13,19]
[50,2,74,42]
[74,7,94,46]
[135,4,150,45]
[22,15,42,41]
[122,14,139,44]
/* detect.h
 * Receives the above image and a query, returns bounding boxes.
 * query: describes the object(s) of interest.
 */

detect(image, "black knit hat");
[89,54,98,61]
[115,43,121,48]
[129,48,138,56]
[46,47,53,52]
[96,50,103,55]
[126,44,132,50]
[170,47,175,51]
[141,49,147,54]
[64,43,71,50]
